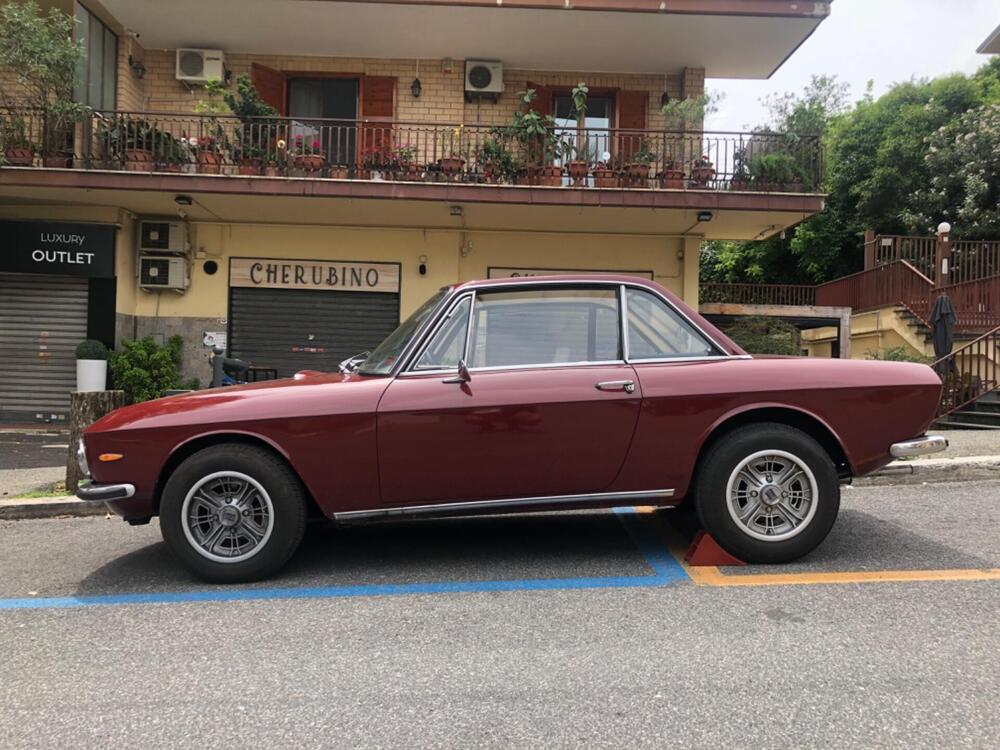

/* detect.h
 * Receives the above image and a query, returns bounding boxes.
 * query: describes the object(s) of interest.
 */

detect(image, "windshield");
[358,288,449,375]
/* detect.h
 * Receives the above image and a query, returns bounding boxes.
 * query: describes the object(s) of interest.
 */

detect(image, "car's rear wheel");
[159,444,307,583]
[695,423,839,564]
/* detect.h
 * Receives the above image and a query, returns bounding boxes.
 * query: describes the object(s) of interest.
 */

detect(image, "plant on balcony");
[156,132,190,172]
[291,135,326,172]
[0,0,87,168]
[391,145,420,181]
[503,89,561,186]
[437,125,468,178]
[624,139,656,187]
[191,78,230,174]
[223,73,279,175]
[748,152,807,192]
[690,154,716,187]
[475,134,517,184]
[563,82,591,186]
[104,118,157,171]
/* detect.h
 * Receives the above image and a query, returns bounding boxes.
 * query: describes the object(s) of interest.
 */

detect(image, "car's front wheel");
[695,423,840,564]
[159,444,308,583]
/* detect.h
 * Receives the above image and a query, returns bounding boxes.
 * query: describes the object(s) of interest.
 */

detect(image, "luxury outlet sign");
[0,220,117,278]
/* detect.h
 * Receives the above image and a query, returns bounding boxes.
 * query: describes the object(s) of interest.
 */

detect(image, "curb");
[0,496,107,520]
[857,455,1000,486]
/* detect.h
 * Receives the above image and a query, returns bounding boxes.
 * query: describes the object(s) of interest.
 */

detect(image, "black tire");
[159,444,308,583]
[694,423,839,564]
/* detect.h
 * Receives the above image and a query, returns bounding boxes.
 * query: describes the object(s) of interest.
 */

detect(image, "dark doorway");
[287,78,359,167]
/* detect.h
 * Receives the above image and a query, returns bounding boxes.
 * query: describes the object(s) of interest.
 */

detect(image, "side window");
[413,296,471,370]
[626,288,718,359]
[469,288,620,368]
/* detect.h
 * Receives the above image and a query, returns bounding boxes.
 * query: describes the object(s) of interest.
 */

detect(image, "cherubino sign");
[0,220,116,278]
[230,258,400,293]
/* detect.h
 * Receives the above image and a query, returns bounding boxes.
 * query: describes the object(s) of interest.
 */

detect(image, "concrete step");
[934,419,1000,430]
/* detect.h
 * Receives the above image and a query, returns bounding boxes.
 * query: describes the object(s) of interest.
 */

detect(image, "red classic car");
[77,275,946,582]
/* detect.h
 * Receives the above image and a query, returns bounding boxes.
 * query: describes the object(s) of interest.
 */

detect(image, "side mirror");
[443,359,472,385]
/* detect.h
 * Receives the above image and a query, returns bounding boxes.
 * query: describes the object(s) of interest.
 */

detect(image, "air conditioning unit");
[139,220,187,254]
[140,255,189,291]
[465,60,503,99]
[175,48,225,84]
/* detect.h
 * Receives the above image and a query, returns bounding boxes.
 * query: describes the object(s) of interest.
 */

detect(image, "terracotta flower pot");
[566,160,590,186]
[263,165,282,177]
[625,163,650,187]
[42,152,73,168]
[158,162,184,173]
[657,169,685,190]
[536,165,563,187]
[593,168,619,188]
[328,165,350,179]
[4,146,35,167]
[730,179,752,192]
[124,148,155,172]
[236,158,261,176]
[197,151,223,174]
[355,169,372,180]
[294,153,325,172]
[691,166,715,186]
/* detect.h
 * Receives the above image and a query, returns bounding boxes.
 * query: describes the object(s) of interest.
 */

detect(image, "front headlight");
[77,438,90,478]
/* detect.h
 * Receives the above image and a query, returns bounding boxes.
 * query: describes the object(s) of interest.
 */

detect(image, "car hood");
[88,370,389,433]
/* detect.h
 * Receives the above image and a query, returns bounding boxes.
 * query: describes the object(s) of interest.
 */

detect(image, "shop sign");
[488,267,654,280]
[230,258,400,293]
[0,220,116,278]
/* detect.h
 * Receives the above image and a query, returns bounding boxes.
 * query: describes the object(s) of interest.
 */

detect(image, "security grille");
[229,286,400,378]
[0,273,89,422]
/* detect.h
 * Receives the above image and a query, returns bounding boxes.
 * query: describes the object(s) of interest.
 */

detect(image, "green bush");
[75,339,108,360]
[865,346,933,364]
[108,335,198,404]
[722,316,801,355]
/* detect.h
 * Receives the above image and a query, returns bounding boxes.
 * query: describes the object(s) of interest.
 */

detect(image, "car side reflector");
[98,453,124,462]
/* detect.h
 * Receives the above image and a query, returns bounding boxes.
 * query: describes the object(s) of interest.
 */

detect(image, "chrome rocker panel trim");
[333,488,675,521]
[889,435,948,459]
[76,480,136,503]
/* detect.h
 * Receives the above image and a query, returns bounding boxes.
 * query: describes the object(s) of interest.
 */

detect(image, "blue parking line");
[0,508,689,611]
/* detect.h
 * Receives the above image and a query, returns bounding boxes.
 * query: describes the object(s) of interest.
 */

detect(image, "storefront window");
[73,2,117,111]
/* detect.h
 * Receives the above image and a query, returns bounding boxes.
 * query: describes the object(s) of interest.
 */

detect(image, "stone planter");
[76,359,108,392]
[236,158,261,175]
[657,169,685,189]
[3,146,35,166]
[124,148,155,171]
[197,151,223,174]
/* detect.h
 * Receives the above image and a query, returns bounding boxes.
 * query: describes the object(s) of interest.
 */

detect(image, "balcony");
[2,109,824,192]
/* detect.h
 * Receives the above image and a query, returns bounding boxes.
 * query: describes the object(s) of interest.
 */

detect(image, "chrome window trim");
[407,291,475,373]
[619,284,631,363]
[622,285,725,361]
[333,488,675,520]
[630,354,753,365]
[366,286,453,378]
[397,358,629,377]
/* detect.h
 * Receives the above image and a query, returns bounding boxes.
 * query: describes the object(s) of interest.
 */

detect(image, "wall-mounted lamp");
[936,221,951,237]
[660,92,671,107]
[128,55,146,79]
[418,254,428,276]
[411,60,422,98]
[174,195,193,206]
[449,205,463,217]
[697,211,713,222]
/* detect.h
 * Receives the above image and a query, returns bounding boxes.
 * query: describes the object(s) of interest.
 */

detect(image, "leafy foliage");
[865,346,932,364]
[108,336,198,403]
[75,339,108,360]
[720,316,800,355]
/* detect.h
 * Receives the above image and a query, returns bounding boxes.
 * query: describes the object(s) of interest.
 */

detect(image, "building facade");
[0,0,831,422]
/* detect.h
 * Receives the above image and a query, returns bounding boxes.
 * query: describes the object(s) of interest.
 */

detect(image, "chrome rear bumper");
[76,480,136,503]
[890,435,948,459]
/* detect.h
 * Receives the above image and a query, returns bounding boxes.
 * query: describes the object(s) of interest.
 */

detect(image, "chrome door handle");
[596,380,635,394]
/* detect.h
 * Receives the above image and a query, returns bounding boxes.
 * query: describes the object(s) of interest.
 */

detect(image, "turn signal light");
[98,453,124,462]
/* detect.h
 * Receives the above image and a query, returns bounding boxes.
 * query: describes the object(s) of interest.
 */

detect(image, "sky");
[706,0,999,132]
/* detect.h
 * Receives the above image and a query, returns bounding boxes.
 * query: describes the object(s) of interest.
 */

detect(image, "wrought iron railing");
[699,283,817,306]
[814,260,934,316]
[0,108,825,192]
[870,233,1000,285]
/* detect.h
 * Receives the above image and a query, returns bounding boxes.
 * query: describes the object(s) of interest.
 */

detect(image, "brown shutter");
[251,63,286,116]
[616,90,647,162]
[359,76,396,165]
[526,81,554,117]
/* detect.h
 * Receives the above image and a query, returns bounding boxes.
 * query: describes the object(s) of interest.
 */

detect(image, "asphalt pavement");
[0,480,997,749]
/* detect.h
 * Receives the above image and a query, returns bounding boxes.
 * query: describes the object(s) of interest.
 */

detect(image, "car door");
[376,285,641,506]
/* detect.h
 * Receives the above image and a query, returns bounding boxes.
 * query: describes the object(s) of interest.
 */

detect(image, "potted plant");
[108,118,158,171]
[438,125,467,179]
[0,1,87,169]
[748,152,807,192]
[1,116,35,166]
[656,158,685,189]
[392,145,419,181]
[192,78,229,174]
[475,133,517,184]
[75,339,108,392]
[504,90,562,186]
[360,143,390,179]
[690,154,716,186]
[223,73,279,176]
[564,82,591,186]
[625,139,655,187]
[591,152,619,188]
[291,135,325,172]
[156,132,190,172]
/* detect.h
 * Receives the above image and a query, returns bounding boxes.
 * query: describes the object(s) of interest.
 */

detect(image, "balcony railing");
[699,283,817,306]
[0,109,825,193]
[869,233,1000,285]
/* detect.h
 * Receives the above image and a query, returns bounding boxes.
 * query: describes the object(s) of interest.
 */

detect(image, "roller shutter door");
[229,287,399,378]
[0,273,89,421]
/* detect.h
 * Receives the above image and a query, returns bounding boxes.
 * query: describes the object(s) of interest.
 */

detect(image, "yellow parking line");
[652,510,1000,587]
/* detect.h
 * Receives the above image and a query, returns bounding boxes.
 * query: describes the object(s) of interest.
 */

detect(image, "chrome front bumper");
[890,435,948,459]
[76,480,136,503]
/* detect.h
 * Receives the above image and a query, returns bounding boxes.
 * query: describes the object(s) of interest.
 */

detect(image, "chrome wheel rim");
[725,449,818,542]
[181,471,274,563]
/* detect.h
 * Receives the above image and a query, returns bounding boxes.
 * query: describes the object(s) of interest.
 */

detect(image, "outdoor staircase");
[932,325,1000,429]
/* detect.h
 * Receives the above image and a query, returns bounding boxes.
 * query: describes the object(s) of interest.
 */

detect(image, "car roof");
[452,274,665,292]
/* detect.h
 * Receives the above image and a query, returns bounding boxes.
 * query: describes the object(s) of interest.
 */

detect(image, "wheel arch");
[153,432,324,518]
[694,405,855,484]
